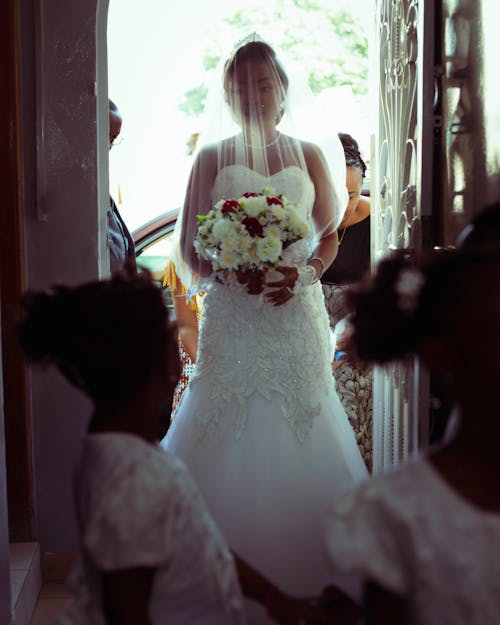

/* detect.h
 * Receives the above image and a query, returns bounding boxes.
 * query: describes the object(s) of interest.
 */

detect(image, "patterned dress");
[321,215,373,471]
[163,260,202,416]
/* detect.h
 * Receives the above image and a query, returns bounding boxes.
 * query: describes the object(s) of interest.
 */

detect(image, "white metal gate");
[371,0,436,472]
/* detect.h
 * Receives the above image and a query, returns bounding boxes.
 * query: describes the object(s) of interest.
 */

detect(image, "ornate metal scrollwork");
[376,0,420,258]
[441,0,477,236]
[373,0,424,471]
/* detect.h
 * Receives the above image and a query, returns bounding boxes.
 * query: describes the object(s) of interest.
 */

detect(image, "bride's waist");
[203,273,318,305]
[198,279,328,341]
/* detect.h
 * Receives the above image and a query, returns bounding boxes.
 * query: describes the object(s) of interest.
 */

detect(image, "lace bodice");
[211,164,316,221]
[190,165,334,443]
[57,433,244,625]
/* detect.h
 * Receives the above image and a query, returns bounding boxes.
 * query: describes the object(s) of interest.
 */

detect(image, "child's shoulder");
[81,433,187,502]
[336,457,434,521]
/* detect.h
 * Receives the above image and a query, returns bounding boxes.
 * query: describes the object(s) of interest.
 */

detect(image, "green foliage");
[179,0,368,117]
[178,84,208,117]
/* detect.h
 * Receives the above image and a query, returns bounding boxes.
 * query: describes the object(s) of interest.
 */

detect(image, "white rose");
[288,209,310,237]
[212,219,237,241]
[261,186,277,196]
[256,236,282,263]
[293,221,310,237]
[242,196,266,217]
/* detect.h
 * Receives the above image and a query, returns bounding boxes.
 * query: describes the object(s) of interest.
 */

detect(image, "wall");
[22,0,109,551]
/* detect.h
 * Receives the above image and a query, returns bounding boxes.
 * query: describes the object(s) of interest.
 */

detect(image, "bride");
[162,36,368,624]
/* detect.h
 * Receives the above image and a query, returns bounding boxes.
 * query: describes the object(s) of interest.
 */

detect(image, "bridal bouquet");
[194,188,310,290]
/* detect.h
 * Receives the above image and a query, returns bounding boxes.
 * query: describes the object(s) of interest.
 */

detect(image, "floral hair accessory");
[395,267,426,312]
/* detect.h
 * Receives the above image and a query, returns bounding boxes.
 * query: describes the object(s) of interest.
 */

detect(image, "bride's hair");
[347,201,500,364]
[18,266,178,404]
[223,41,289,98]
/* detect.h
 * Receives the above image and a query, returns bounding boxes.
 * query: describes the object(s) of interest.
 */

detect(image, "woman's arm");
[264,144,341,306]
[304,142,344,273]
[180,146,218,276]
[101,567,156,625]
[171,286,199,363]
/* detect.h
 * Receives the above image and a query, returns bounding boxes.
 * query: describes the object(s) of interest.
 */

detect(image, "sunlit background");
[107,0,374,232]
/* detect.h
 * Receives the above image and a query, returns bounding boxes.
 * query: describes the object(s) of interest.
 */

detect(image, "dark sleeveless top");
[321,215,370,285]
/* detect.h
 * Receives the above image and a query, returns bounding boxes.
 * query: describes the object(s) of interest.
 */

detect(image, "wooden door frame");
[0,0,35,540]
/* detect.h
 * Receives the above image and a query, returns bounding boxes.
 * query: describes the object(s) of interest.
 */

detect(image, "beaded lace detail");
[190,166,333,443]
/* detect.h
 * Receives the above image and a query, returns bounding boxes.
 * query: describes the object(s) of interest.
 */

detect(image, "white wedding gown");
[163,164,368,623]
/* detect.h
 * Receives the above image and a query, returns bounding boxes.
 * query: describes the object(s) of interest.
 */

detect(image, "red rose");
[222,200,239,214]
[266,196,283,207]
[242,192,260,198]
[242,216,263,237]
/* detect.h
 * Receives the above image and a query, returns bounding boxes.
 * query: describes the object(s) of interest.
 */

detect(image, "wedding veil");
[171,34,348,294]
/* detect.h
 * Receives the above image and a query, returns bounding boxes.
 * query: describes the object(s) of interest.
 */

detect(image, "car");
[133,208,178,277]
[133,207,179,308]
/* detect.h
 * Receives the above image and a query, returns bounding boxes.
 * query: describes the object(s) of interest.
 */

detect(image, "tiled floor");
[29,583,69,625]
[10,543,40,611]
[10,542,42,625]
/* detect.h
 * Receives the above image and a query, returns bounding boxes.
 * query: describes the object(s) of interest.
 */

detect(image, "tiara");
[229,32,267,57]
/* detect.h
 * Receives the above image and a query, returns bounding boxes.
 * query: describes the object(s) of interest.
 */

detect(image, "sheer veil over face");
[172,36,348,293]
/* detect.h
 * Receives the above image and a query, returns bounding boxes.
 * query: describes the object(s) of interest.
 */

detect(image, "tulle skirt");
[163,373,368,624]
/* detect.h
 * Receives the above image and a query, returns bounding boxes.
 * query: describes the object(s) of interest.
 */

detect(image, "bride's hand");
[265,266,298,306]
[236,269,266,294]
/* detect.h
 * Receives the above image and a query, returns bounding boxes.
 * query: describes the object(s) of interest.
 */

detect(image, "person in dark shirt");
[322,133,370,286]
[322,132,372,470]
[108,99,136,272]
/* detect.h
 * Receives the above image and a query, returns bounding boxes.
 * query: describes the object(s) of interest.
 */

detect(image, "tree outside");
[179,0,369,121]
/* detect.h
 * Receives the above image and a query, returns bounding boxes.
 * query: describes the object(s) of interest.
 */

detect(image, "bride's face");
[227,60,283,128]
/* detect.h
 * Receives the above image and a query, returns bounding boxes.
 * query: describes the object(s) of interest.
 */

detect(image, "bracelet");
[309,256,326,278]
[295,264,317,289]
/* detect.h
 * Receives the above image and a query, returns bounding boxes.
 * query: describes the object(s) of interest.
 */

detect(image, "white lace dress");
[326,456,500,624]
[56,433,245,625]
[163,165,368,623]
